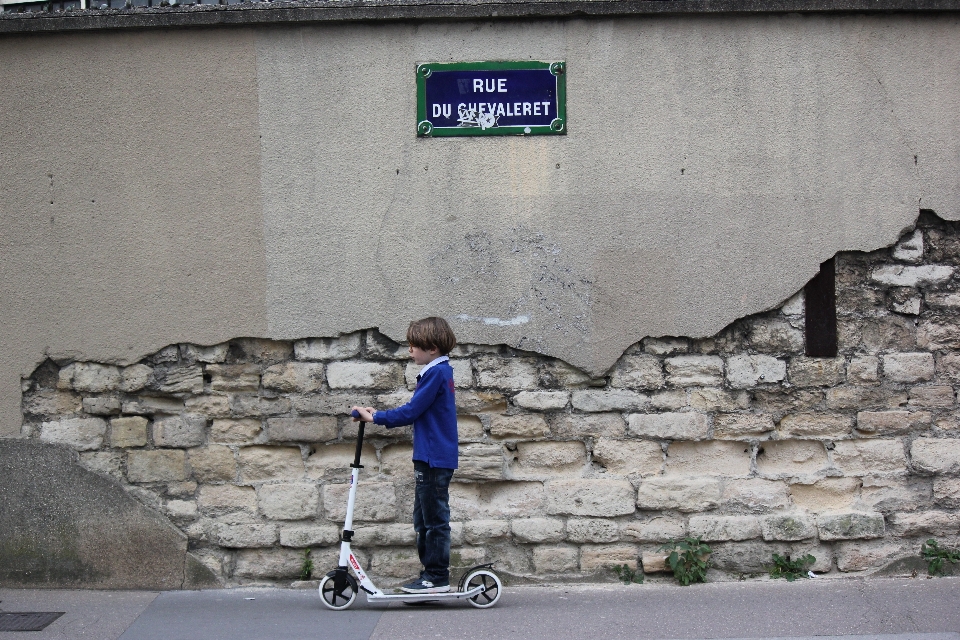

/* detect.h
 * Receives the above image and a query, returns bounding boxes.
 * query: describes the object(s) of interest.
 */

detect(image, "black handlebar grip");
[351,409,365,467]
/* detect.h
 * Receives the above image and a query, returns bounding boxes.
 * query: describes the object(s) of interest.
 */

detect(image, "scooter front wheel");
[319,573,359,610]
[464,569,502,609]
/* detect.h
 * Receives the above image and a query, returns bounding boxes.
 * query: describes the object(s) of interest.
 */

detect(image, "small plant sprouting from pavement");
[921,539,960,576]
[768,553,816,581]
[659,537,711,586]
[300,548,314,581]
[611,563,644,585]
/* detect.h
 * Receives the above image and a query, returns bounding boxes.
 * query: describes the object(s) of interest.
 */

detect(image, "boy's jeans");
[412,460,454,584]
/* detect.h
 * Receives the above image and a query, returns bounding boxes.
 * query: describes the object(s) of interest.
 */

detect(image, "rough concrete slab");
[0,440,191,589]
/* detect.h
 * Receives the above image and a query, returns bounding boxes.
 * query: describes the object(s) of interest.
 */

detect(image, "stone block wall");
[19,212,960,586]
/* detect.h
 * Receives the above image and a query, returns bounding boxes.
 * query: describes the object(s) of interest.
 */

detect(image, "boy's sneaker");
[400,577,451,593]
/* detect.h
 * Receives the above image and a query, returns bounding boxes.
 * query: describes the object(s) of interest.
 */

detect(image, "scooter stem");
[352,422,366,468]
[341,421,365,543]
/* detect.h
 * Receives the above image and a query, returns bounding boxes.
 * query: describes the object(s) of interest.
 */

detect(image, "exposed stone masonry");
[20,212,960,586]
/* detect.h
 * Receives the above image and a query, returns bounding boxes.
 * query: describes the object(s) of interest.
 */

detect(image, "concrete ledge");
[2,0,960,35]
[0,438,212,589]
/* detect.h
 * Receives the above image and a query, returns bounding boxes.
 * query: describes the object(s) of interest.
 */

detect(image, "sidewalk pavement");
[2,577,959,640]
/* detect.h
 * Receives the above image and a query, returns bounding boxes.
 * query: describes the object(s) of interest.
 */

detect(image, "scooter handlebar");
[350,409,365,467]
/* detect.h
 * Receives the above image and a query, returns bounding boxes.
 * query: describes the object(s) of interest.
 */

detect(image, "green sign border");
[416,60,567,137]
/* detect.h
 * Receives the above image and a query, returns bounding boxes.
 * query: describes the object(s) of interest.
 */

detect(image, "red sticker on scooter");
[350,556,361,571]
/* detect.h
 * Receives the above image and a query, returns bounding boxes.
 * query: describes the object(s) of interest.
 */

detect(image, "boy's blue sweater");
[373,359,458,469]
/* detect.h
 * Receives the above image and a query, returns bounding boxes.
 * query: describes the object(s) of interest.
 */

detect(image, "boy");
[351,316,458,593]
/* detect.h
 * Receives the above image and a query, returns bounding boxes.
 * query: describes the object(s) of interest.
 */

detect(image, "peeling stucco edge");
[18,206,932,396]
[379,211,932,377]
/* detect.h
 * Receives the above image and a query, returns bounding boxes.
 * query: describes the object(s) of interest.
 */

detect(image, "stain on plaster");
[432,225,594,346]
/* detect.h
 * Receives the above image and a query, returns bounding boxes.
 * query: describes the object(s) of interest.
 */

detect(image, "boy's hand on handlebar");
[350,406,375,422]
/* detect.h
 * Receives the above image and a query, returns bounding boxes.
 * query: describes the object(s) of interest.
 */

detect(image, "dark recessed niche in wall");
[805,258,837,358]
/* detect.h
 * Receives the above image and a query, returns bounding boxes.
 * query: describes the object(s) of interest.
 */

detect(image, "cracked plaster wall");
[0,29,268,438]
[256,14,960,378]
[2,13,960,439]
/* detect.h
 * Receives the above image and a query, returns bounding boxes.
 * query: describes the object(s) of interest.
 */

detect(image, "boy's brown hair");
[407,317,457,355]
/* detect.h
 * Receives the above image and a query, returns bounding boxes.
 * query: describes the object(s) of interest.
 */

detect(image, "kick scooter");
[318,412,502,610]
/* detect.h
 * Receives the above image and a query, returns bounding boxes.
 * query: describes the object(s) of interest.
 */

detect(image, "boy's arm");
[373,370,444,428]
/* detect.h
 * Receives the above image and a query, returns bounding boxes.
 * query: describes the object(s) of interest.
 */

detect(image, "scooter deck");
[366,584,485,602]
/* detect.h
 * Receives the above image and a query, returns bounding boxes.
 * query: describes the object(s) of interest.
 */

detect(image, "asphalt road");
[1,577,959,640]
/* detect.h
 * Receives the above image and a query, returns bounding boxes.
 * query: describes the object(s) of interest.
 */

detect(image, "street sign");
[416,61,566,137]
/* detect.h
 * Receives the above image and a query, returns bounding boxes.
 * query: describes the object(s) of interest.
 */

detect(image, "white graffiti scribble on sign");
[457,105,499,130]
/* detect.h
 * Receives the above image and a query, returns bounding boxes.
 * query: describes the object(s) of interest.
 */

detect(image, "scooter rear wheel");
[464,569,502,609]
[319,573,359,610]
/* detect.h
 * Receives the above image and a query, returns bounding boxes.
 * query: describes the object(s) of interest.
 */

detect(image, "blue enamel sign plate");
[416,61,567,137]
